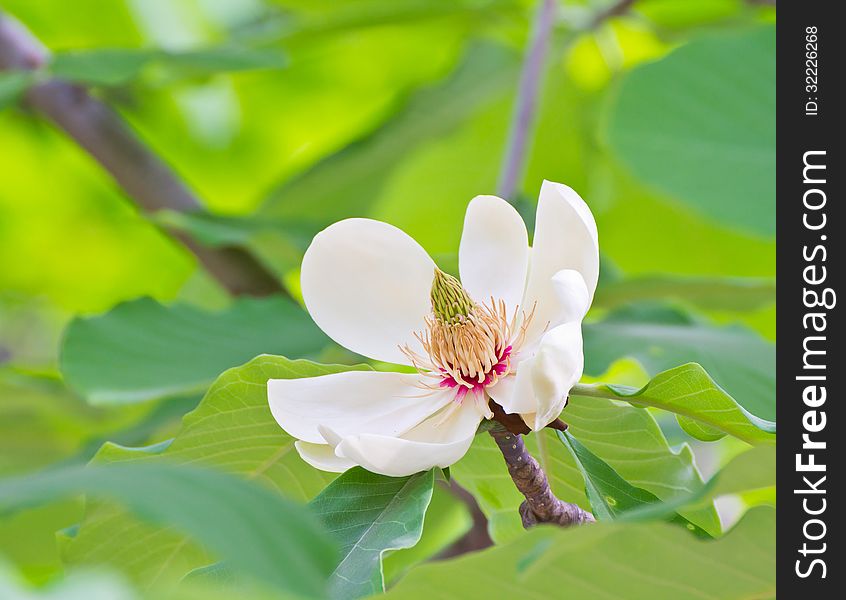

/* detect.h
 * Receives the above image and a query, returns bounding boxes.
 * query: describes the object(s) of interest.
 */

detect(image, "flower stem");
[488,424,594,528]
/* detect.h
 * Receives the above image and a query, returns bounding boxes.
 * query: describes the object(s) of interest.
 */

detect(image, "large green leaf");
[309,468,435,599]
[256,42,519,245]
[0,370,150,477]
[381,485,472,585]
[615,445,776,523]
[604,26,775,235]
[557,431,708,536]
[384,507,776,599]
[60,296,330,405]
[573,363,776,445]
[451,394,720,543]
[62,356,363,588]
[584,304,775,420]
[0,463,336,598]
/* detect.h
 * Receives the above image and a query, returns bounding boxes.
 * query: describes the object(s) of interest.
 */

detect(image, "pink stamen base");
[439,346,512,402]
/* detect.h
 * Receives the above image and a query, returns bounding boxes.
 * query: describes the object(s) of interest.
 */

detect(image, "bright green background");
[1,1,775,598]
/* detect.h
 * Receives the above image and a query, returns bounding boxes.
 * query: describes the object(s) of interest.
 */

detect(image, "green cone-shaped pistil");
[431,268,475,323]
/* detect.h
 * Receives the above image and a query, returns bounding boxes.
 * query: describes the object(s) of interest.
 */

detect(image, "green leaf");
[584,304,775,420]
[557,431,708,536]
[60,296,330,405]
[163,47,287,74]
[0,561,138,600]
[452,394,720,543]
[0,463,336,598]
[705,445,775,501]
[48,46,287,86]
[383,507,776,599]
[574,363,776,444]
[309,467,435,599]
[62,356,364,588]
[604,26,775,235]
[593,275,775,312]
[257,42,519,247]
[614,445,776,523]
[0,370,150,477]
[50,49,157,86]
[382,485,472,585]
[0,71,33,110]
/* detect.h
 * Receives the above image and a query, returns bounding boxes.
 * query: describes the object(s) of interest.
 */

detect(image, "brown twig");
[0,11,284,297]
[489,424,594,528]
[436,480,494,557]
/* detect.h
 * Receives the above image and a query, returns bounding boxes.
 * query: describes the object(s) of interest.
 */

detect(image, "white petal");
[268,370,450,444]
[488,322,583,429]
[523,181,599,344]
[550,270,591,325]
[295,440,355,473]
[301,218,435,365]
[334,397,483,477]
[459,195,529,314]
[487,373,533,415]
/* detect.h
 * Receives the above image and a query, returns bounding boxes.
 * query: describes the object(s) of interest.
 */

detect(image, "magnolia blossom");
[268,180,599,477]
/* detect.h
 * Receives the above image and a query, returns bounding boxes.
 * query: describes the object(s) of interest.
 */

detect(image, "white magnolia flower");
[268,180,599,477]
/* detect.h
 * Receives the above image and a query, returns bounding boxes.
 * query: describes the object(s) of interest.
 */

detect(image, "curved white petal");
[486,372,532,415]
[523,181,599,344]
[550,270,591,325]
[268,370,450,444]
[488,322,583,429]
[459,195,529,314]
[295,440,355,473]
[301,218,435,365]
[334,397,483,477]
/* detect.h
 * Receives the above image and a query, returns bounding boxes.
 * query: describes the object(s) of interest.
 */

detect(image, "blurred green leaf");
[593,275,775,312]
[0,71,33,110]
[557,431,708,535]
[636,0,746,29]
[704,445,775,501]
[604,26,775,234]
[0,562,137,600]
[0,463,336,598]
[50,49,156,86]
[309,467,434,599]
[383,507,776,599]
[257,42,519,246]
[584,304,775,420]
[60,296,330,405]
[615,445,776,523]
[452,395,720,543]
[163,47,287,74]
[63,356,362,588]
[382,485,472,585]
[49,46,287,86]
[574,363,776,444]
[0,370,149,476]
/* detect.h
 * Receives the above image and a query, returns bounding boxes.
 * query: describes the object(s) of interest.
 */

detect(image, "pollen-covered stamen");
[401,268,535,398]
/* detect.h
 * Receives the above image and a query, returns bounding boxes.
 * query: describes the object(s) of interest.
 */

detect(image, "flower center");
[402,268,534,398]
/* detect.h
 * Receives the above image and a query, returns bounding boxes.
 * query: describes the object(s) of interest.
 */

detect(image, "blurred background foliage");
[1,0,775,597]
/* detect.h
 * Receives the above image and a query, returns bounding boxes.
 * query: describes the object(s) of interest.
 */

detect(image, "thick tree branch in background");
[0,11,284,297]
